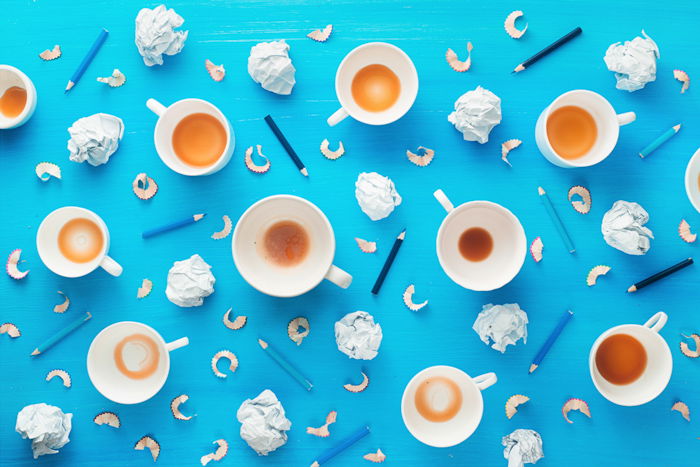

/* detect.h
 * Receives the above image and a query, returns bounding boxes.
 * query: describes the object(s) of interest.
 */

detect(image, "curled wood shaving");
[344,371,369,393]
[586,265,610,286]
[46,369,72,388]
[562,398,591,424]
[223,308,247,330]
[53,291,70,313]
[200,439,228,465]
[504,11,528,39]
[288,316,310,345]
[671,401,690,421]
[35,162,62,181]
[0,323,21,338]
[307,24,333,42]
[403,284,428,311]
[320,139,345,160]
[505,394,530,419]
[501,139,522,166]
[137,279,153,299]
[306,410,337,437]
[93,411,121,428]
[211,215,232,240]
[363,449,386,463]
[446,42,473,72]
[134,435,160,461]
[211,350,238,378]
[39,45,62,61]
[171,394,193,421]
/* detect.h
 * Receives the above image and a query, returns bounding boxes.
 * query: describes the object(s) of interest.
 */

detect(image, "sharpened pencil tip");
[537,186,545,195]
[257,338,268,349]
[398,229,406,240]
[31,348,40,356]
[529,364,537,374]
[674,124,682,132]
[627,285,637,293]
[301,168,309,176]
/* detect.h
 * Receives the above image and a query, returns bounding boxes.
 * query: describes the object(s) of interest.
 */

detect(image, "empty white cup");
[36,206,122,278]
[535,89,635,168]
[327,42,418,126]
[401,365,497,448]
[589,312,672,407]
[232,195,352,297]
[87,321,189,404]
[434,189,526,291]
[0,65,37,129]
[684,147,700,213]
[146,97,234,176]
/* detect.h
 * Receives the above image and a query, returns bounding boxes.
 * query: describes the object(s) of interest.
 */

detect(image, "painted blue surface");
[1,0,699,465]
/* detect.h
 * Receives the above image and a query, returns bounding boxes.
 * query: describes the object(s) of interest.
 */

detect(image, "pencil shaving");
[505,394,530,419]
[0,322,21,338]
[46,369,71,388]
[680,334,700,358]
[406,146,435,167]
[320,139,345,160]
[679,219,696,243]
[211,215,232,240]
[530,237,543,263]
[504,11,528,39]
[568,186,592,214]
[200,439,228,465]
[53,291,70,313]
[93,411,120,428]
[363,449,386,463]
[287,316,310,345]
[586,265,611,286]
[132,173,158,200]
[35,162,61,181]
[307,24,333,42]
[223,308,247,330]
[137,279,153,298]
[446,42,473,72]
[171,394,193,420]
[205,59,225,82]
[306,410,337,438]
[244,145,271,173]
[7,249,28,280]
[403,284,428,311]
[562,398,591,424]
[501,139,522,166]
[355,237,377,253]
[39,45,62,61]
[671,401,690,421]
[134,435,160,461]
[96,69,126,88]
[344,371,369,393]
[211,350,238,378]
[673,69,690,93]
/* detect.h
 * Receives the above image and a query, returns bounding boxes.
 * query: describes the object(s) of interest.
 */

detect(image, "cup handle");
[617,112,636,126]
[433,189,454,213]
[643,311,667,333]
[472,372,497,391]
[165,337,189,352]
[146,98,167,117]
[99,255,123,277]
[324,264,352,289]
[327,107,349,127]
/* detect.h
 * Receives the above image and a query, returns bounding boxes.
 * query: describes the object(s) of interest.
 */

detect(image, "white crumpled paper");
[135,4,188,66]
[601,200,654,255]
[448,86,502,143]
[236,389,291,456]
[603,30,659,92]
[247,40,296,95]
[165,254,215,307]
[335,311,383,360]
[67,113,124,166]
[355,172,402,221]
[502,429,544,467]
[473,303,528,353]
[15,403,72,459]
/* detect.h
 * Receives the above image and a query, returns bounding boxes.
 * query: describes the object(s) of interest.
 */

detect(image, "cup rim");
[588,323,672,406]
[86,321,170,405]
[231,194,336,297]
[153,98,233,176]
[435,200,526,291]
[400,365,483,448]
[334,42,418,126]
[684,147,700,213]
[0,65,37,129]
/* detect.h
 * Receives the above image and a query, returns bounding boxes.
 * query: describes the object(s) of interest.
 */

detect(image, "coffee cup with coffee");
[0,65,37,129]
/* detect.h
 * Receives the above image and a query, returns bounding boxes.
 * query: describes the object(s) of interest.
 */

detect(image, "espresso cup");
[535,89,636,168]
[0,65,37,129]
[327,42,418,127]
[401,365,497,448]
[684,147,700,213]
[36,206,123,278]
[434,189,526,291]
[87,321,189,404]
[232,195,352,297]
[146,97,234,176]
[589,312,672,407]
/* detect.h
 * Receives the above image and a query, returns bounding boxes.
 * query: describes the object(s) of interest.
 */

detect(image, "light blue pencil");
[311,425,370,466]
[529,310,573,373]
[31,312,92,356]
[142,213,206,238]
[65,28,109,92]
[258,338,313,391]
[639,124,681,158]
[538,186,575,253]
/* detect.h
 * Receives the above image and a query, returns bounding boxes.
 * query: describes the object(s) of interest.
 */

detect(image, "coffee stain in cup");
[595,333,647,385]
[0,86,27,118]
[351,64,401,112]
[57,217,105,263]
[458,227,493,262]
[262,220,310,266]
[546,105,597,160]
[172,113,227,168]
[114,333,160,379]
[414,376,463,422]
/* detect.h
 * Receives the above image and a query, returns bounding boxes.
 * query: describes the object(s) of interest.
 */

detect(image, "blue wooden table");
[2,0,699,465]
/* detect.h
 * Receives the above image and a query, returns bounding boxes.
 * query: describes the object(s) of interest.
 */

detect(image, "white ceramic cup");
[401,365,497,448]
[434,189,526,291]
[589,312,672,407]
[535,89,636,168]
[36,206,122,278]
[232,195,352,297]
[0,65,37,129]
[146,97,234,176]
[87,321,189,404]
[327,42,418,126]
[684,147,700,213]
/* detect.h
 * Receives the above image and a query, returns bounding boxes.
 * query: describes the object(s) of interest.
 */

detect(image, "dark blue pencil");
[142,213,206,239]
[529,310,573,373]
[65,28,109,92]
[371,229,405,294]
[264,114,308,176]
[310,425,370,466]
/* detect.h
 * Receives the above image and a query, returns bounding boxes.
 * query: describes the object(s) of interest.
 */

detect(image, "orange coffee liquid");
[351,64,401,112]
[172,113,227,168]
[263,220,310,267]
[414,376,463,422]
[546,105,597,160]
[459,227,493,262]
[114,333,160,380]
[595,333,647,385]
[0,86,27,118]
[57,218,104,263]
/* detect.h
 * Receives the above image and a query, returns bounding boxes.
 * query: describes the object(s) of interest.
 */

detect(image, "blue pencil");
[529,310,573,373]
[31,311,92,356]
[258,338,313,391]
[311,425,370,466]
[639,124,681,158]
[142,213,206,239]
[65,28,109,92]
[538,186,575,253]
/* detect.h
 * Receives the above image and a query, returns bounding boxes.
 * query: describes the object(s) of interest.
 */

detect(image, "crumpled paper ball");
[236,389,291,456]
[67,113,124,166]
[15,403,72,459]
[601,200,654,255]
[502,429,544,467]
[355,172,402,221]
[473,303,528,353]
[135,4,188,67]
[448,86,502,143]
[165,254,215,307]
[247,40,296,95]
[603,30,659,92]
[334,311,383,360]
